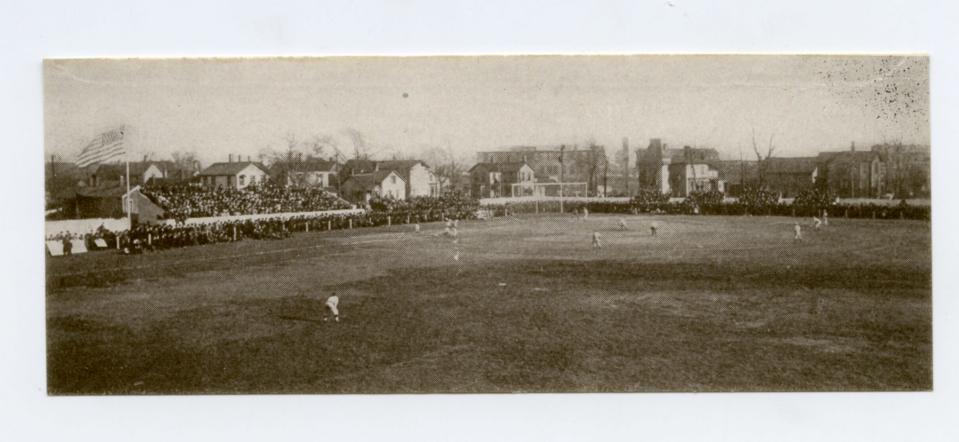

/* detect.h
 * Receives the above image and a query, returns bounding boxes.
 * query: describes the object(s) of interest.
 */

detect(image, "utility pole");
[622,137,629,196]
[559,145,565,213]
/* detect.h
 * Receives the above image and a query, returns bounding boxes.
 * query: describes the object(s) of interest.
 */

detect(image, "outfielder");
[324,293,340,323]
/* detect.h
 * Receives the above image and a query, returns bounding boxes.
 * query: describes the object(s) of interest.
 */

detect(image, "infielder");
[592,231,602,249]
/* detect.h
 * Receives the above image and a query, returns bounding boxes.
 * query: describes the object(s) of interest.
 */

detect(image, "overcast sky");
[44,55,929,166]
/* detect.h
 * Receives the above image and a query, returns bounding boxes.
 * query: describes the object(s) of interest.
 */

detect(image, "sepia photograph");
[43,55,931,394]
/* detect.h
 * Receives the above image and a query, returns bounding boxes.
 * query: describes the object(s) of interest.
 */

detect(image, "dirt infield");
[46,214,931,393]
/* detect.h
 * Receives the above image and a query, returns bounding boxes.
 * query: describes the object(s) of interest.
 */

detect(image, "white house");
[87,162,166,188]
[341,170,406,203]
[344,159,439,198]
[270,158,339,188]
[197,161,270,190]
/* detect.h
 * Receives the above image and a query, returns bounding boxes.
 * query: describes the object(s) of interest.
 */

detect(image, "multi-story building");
[342,159,439,198]
[475,144,608,196]
[763,157,819,198]
[817,144,886,198]
[636,139,725,196]
[871,143,930,198]
[468,161,536,198]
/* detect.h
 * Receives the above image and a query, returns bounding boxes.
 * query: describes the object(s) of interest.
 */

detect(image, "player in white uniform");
[592,231,602,249]
[618,218,628,230]
[793,222,802,242]
[812,216,822,229]
[582,207,589,220]
[324,293,340,322]
[650,221,658,237]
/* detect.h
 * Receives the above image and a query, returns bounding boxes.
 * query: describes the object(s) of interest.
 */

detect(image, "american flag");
[76,127,125,168]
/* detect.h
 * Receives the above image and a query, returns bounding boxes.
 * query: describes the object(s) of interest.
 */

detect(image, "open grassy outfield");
[46,214,931,393]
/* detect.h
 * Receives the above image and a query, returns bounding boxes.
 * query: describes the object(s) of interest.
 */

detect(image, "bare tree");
[170,151,200,179]
[751,128,776,190]
[343,128,369,160]
[283,132,300,163]
[413,144,464,193]
[583,141,607,197]
[304,134,340,159]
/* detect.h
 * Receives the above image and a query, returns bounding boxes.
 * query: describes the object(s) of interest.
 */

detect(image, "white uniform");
[793,223,802,241]
[325,295,340,322]
[618,218,628,230]
[813,216,822,229]
[592,231,602,249]
[583,207,589,219]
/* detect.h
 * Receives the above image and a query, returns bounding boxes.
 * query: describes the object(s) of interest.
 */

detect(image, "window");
[239,175,246,186]
[391,175,396,184]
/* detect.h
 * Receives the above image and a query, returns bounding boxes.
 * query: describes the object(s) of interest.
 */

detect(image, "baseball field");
[45,213,932,393]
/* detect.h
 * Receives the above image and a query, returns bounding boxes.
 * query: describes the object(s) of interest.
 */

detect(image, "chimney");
[247,155,252,162]
[228,154,233,163]
[850,141,856,152]
[649,138,662,151]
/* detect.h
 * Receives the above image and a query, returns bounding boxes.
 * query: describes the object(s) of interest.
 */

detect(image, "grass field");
[45,214,931,393]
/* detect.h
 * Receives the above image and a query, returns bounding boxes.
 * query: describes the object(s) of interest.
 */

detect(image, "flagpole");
[125,127,131,228]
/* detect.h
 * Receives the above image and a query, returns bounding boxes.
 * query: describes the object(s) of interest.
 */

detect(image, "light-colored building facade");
[475,145,608,196]
[341,170,407,203]
[270,158,339,188]
[638,139,725,196]
[342,159,439,198]
[197,161,270,190]
[469,162,535,198]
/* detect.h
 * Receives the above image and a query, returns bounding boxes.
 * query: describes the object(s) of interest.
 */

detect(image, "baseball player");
[324,293,340,323]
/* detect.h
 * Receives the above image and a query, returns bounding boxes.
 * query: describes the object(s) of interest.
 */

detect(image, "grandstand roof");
[198,161,269,176]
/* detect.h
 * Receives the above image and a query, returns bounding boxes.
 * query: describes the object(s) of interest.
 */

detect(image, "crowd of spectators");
[51,193,484,256]
[46,225,118,253]
[368,193,480,221]
[485,191,930,220]
[142,183,353,221]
